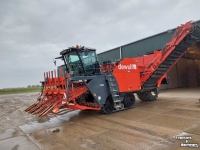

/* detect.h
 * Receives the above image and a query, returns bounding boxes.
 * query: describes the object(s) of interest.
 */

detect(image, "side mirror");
[53,59,56,66]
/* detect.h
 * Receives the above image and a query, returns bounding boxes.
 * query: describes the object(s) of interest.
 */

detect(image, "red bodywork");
[112,58,141,92]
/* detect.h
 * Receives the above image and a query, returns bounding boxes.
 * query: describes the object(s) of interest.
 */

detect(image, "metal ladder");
[105,72,124,110]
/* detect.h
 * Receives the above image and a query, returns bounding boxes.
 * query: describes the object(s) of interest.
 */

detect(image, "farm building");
[97,20,200,89]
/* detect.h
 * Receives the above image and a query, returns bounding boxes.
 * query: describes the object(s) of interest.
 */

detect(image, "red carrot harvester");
[25,21,200,117]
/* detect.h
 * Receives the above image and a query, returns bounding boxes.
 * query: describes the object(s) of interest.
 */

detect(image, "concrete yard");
[0,88,200,150]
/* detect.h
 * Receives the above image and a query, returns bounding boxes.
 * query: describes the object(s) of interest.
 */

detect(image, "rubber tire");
[137,90,158,101]
[123,93,135,108]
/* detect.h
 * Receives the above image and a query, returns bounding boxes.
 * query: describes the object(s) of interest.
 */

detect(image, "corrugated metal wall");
[97,48,120,61]
[121,32,173,58]
[97,31,174,60]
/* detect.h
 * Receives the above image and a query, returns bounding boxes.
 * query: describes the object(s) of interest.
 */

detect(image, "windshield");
[63,50,99,76]
[80,51,99,75]
[80,51,97,65]
[64,51,84,76]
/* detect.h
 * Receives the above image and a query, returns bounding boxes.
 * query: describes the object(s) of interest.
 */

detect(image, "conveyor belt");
[143,23,200,91]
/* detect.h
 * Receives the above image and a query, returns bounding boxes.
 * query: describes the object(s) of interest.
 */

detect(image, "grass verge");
[0,87,41,95]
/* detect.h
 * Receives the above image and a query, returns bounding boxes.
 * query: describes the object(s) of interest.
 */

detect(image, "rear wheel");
[123,93,135,108]
[137,89,158,101]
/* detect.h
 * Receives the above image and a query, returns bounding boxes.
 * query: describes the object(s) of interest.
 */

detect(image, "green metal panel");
[121,32,173,58]
[197,21,200,26]
[159,32,173,48]
[121,43,138,58]
[143,38,154,53]
[136,41,145,55]
[97,48,120,61]
[98,20,200,60]
[151,35,163,50]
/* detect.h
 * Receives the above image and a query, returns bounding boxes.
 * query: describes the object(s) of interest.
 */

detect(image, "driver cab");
[60,46,100,76]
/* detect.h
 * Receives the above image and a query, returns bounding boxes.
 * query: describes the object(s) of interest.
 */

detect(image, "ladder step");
[114,105,122,108]
[185,37,197,45]
[171,51,182,55]
[154,70,166,74]
[174,48,187,53]
[179,41,191,48]
[113,95,119,97]
[114,100,121,102]
[145,80,157,84]
[144,83,157,87]
[168,55,179,58]
[145,82,156,86]
[165,58,176,61]
[156,67,168,71]
[110,84,116,86]
[112,89,117,91]
[166,57,176,61]
[169,54,181,58]
[189,34,199,40]
[151,74,162,78]
[167,53,179,59]
[162,62,173,65]
[175,45,187,50]
[191,26,200,37]
[160,64,171,68]
[143,86,156,91]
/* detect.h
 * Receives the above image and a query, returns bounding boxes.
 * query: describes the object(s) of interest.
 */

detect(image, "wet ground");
[0,88,200,150]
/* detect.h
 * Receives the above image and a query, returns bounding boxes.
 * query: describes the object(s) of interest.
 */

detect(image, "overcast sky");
[0,0,200,88]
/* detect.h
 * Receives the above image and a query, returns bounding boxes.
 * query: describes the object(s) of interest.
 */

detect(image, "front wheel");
[137,89,158,101]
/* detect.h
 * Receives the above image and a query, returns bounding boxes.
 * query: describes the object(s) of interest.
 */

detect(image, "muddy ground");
[0,88,200,150]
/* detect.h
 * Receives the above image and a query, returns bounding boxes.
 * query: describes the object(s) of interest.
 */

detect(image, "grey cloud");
[0,0,200,88]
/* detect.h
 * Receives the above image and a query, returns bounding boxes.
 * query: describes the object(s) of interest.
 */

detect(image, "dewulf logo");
[118,64,137,70]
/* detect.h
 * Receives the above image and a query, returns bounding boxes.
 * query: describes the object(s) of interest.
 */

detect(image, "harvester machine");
[25,21,200,117]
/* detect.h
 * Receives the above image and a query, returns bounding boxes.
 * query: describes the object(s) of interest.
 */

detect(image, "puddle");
[56,110,81,121]
[19,110,80,134]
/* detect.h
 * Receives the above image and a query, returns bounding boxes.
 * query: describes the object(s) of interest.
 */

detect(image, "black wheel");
[137,89,158,101]
[101,95,114,114]
[123,93,135,108]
